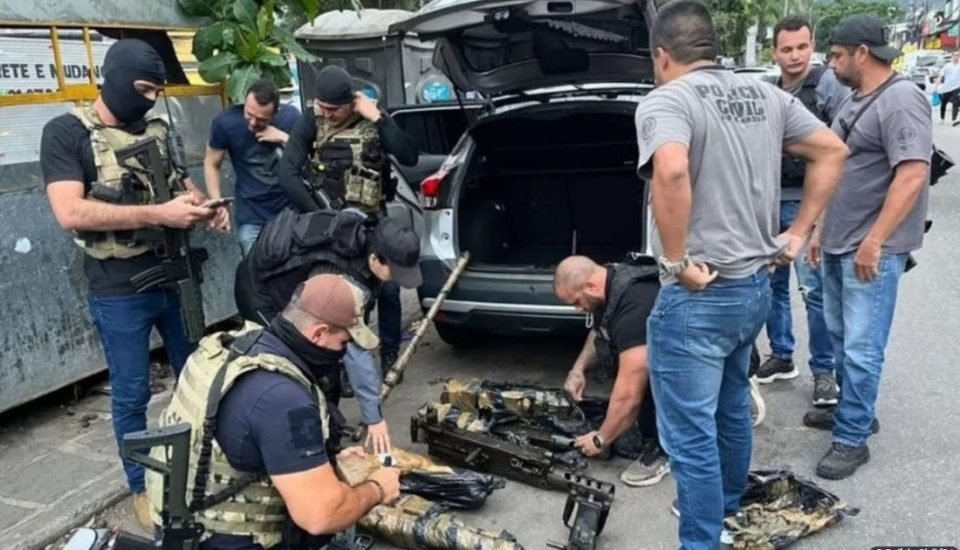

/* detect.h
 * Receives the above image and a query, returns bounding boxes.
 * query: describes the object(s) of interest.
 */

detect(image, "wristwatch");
[658,253,691,277]
[592,432,605,450]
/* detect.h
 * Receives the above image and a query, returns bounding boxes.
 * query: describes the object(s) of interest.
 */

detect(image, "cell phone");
[203,197,234,208]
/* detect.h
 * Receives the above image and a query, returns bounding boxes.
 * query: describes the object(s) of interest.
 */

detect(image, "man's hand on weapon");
[365,420,392,456]
[156,194,215,229]
[353,92,382,123]
[574,431,605,458]
[564,367,587,402]
[366,467,401,505]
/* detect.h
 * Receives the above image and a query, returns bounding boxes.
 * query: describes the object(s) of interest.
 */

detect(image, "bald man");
[553,255,668,487]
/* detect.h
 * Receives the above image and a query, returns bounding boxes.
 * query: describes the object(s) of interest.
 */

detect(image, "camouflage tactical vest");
[593,263,659,370]
[69,106,178,259]
[310,103,386,213]
[145,322,331,548]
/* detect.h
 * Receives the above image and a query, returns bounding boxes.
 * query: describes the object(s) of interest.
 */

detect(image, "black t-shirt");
[39,113,164,296]
[604,279,659,354]
[203,332,329,550]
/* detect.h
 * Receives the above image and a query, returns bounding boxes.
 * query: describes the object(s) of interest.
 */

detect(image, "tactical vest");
[251,207,375,314]
[593,263,659,370]
[145,322,332,548]
[780,66,829,189]
[309,103,387,213]
[69,106,178,259]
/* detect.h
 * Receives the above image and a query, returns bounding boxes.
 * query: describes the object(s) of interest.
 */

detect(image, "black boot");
[381,350,400,383]
[803,407,879,434]
[816,442,870,480]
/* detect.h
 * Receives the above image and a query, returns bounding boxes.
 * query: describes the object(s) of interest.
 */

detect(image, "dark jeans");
[939,89,959,121]
[822,251,907,447]
[377,280,402,356]
[87,290,195,493]
[648,270,771,549]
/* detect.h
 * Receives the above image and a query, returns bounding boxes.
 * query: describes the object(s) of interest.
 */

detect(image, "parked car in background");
[385,0,660,347]
[904,50,949,90]
[734,65,781,83]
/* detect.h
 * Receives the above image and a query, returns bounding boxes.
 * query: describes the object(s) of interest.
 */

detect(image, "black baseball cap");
[829,14,901,62]
[372,217,422,289]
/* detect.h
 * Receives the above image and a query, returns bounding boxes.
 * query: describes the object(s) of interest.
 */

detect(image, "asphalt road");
[87,121,960,550]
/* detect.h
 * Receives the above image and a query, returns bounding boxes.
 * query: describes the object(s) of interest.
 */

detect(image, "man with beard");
[553,255,669,488]
[806,15,932,480]
[39,39,228,531]
[204,79,300,255]
[279,65,420,379]
[753,16,849,408]
[146,274,401,548]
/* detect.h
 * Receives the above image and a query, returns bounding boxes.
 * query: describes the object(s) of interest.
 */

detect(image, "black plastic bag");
[400,468,506,510]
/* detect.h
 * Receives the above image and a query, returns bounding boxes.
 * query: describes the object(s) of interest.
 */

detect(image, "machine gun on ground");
[117,138,209,343]
[411,405,614,550]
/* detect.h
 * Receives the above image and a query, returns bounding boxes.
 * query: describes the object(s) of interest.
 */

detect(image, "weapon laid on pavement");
[118,138,209,343]
[411,404,614,550]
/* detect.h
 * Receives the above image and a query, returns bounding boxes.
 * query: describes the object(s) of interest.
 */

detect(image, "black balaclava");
[100,39,166,125]
[269,315,346,371]
[315,66,354,105]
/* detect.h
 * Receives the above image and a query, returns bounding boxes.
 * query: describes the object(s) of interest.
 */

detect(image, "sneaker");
[802,407,879,434]
[620,442,670,487]
[755,356,799,384]
[132,492,154,534]
[816,442,870,480]
[812,374,839,407]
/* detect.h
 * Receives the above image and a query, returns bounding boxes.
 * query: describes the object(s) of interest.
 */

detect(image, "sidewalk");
[0,290,422,550]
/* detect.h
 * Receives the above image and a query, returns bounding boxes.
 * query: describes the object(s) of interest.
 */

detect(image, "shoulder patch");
[287,405,324,450]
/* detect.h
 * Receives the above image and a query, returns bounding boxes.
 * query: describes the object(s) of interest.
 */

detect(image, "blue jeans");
[237,223,263,257]
[822,251,907,447]
[766,200,834,375]
[87,290,195,493]
[648,271,771,550]
[377,281,402,355]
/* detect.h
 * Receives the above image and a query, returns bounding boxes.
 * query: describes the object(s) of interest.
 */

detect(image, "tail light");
[421,169,448,209]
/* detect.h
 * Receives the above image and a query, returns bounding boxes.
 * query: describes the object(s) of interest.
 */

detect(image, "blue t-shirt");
[209,104,300,226]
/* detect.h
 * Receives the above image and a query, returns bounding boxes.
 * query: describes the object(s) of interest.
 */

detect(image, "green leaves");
[228,64,262,104]
[274,27,319,62]
[192,21,233,60]
[257,0,276,38]
[178,0,221,17]
[198,51,240,83]
[233,0,258,27]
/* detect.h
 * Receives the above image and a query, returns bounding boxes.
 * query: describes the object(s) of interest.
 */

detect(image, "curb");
[38,290,423,550]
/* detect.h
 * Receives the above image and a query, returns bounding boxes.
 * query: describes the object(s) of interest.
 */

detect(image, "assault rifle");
[117,138,209,342]
[411,407,615,550]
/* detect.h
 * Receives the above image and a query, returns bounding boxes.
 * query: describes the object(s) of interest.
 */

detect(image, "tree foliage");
[812,0,902,51]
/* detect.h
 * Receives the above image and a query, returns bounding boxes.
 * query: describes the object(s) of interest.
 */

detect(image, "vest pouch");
[344,165,382,208]
[89,181,124,203]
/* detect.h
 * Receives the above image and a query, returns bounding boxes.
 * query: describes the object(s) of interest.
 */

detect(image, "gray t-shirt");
[822,78,932,256]
[635,68,824,285]
[780,68,851,202]
[940,62,960,94]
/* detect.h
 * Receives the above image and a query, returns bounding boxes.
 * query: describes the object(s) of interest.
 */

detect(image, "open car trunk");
[456,104,645,271]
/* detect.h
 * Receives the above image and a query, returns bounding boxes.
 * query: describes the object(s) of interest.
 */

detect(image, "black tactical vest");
[593,263,659,370]
[780,65,829,189]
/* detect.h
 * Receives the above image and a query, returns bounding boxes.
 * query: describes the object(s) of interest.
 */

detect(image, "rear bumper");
[418,259,589,336]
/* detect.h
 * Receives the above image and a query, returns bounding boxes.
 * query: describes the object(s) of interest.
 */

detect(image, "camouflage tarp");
[336,448,522,549]
[724,470,859,550]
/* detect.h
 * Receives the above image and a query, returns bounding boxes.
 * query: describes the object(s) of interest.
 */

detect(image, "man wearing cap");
[233,207,423,454]
[203,78,300,255]
[147,273,401,548]
[805,15,932,480]
[39,38,228,531]
[279,64,420,377]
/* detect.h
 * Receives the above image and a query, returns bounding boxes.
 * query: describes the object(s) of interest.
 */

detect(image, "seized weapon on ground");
[380,252,471,401]
[411,404,615,550]
[118,138,208,342]
[335,446,523,549]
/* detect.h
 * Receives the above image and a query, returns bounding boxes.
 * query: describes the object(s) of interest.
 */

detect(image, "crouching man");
[146,274,400,549]
[554,255,670,487]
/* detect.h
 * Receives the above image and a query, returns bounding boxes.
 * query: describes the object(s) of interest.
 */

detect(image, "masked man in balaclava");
[39,38,229,531]
[278,65,420,396]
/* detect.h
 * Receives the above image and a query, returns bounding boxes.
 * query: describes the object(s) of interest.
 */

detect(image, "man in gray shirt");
[635,1,848,547]
[807,15,932,481]
[755,16,851,408]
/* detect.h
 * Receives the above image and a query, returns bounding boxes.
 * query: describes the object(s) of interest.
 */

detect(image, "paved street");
[4,122,959,550]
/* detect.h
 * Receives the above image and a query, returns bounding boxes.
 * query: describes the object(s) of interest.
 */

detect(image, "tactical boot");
[620,442,670,487]
[132,492,154,534]
[816,443,870,480]
[381,350,400,383]
[812,373,839,407]
[802,407,879,434]
[755,356,799,384]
